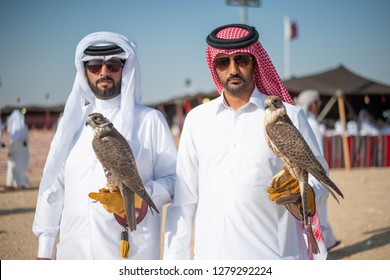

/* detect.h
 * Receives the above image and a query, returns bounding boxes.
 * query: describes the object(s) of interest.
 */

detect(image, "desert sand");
[1,168,389,260]
[0,130,389,260]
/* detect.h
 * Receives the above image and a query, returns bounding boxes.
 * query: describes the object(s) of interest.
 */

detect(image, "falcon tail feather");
[125,181,159,214]
[310,170,344,203]
[122,187,137,232]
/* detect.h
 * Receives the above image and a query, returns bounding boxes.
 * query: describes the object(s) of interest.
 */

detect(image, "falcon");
[86,112,158,232]
[264,95,344,253]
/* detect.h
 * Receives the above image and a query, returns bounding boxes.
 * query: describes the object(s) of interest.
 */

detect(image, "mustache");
[96,76,114,84]
[227,74,244,82]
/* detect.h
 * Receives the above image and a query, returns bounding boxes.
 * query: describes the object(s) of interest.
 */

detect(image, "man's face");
[214,53,255,95]
[85,58,123,100]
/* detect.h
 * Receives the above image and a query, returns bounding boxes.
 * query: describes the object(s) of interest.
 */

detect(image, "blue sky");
[0,0,389,107]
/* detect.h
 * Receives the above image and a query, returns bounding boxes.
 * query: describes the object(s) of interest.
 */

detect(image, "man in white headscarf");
[295,90,324,154]
[296,89,340,250]
[164,24,330,260]
[6,109,29,189]
[33,32,177,259]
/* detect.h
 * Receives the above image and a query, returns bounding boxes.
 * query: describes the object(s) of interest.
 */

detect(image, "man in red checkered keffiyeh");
[206,23,293,104]
[164,24,329,260]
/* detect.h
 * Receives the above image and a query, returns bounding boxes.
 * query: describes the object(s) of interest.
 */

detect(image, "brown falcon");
[264,95,344,253]
[86,112,158,232]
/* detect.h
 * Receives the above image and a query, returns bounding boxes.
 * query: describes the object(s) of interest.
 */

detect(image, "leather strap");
[114,199,148,227]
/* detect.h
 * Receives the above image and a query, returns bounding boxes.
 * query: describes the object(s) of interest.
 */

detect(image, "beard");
[88,76,121,100]
[220,71,254,94]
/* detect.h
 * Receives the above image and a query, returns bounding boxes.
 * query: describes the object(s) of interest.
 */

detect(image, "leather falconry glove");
[267,167,316,221]
[89,188,147,258]
[89,188,145,220]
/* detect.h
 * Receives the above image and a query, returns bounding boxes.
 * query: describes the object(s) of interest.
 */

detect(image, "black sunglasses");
[214,53,252,71]
[84,59,125,74]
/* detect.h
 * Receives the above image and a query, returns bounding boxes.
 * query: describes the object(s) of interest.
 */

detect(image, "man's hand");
[267,168,316,221]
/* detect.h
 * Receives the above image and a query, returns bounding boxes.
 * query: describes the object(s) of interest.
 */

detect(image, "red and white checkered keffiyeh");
[309,212,327,260]
[206,25,294,105]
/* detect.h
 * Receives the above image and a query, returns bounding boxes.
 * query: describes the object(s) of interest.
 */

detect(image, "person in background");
[0,117,5,148]
[295,89,340,250]
[358,109,380,136]
[164,24,330,260]
[6,109,29,190]
[33,32,177,260]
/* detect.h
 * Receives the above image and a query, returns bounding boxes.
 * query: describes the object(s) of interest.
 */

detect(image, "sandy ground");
[0,167,389,260]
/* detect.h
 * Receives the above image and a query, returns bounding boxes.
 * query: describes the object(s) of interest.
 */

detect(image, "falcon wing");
[265,120,321,170]
[92,132,158,212]
[266,119,343,200]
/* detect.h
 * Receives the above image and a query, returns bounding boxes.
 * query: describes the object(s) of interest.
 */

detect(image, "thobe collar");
[214,87,267,114]
[95,94,121,112]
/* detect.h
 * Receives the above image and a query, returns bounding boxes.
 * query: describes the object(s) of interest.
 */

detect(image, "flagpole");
[284,15,290,80]
[240,6,248,24]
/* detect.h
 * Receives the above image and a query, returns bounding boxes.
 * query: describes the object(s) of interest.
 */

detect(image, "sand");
[0,167,389,260]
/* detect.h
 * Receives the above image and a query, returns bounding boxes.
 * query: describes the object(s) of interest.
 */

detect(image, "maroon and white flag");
[284,17,298,41]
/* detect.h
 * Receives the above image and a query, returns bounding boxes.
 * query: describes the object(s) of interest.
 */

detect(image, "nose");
[99,64,111,76]
[227,58,240,74]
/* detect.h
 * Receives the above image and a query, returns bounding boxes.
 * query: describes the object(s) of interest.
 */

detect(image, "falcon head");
[264,95,285,111]
[264,95,287,124]
[85,112,113,137]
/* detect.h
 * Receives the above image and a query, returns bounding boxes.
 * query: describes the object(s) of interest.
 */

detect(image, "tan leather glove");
[267,168,316,221]
[89,188,144,218]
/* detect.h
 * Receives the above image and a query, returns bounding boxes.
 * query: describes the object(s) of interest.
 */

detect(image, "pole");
[226,0,261,25]
[336,90,351,170]
[284,16,290,79]
[240,6,248,24]
[45,93,50,129]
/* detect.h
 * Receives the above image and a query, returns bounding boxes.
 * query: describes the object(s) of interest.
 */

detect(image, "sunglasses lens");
[86,60,103,74]
[86,59,123,74]
[214,57,231,70]
[234,54,251,67]
[105,60,123,72]
[214,54,252,70]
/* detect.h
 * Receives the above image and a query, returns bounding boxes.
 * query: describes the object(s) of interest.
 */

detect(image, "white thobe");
[306,112,324,155]
[6,111,29,188]
[306,112,337,249]
[33,97,177,259]
[6,140,29,187]
[164,89,329,260]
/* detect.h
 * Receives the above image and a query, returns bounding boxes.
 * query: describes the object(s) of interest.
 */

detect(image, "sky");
[0,0,389,107]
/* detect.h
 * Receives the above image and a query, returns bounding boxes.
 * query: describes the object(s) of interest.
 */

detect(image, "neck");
[95,95,121,112]
[223,86,254,111]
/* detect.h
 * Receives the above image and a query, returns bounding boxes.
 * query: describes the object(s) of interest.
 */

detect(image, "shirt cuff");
[38,234,57,259]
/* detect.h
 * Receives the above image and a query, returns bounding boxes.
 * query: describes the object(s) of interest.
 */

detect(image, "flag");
[284,16,298,41]
[290,21,298,39]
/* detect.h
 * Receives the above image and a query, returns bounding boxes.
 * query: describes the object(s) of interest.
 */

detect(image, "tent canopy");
[284,64,390,96]
[284,64,390,121]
